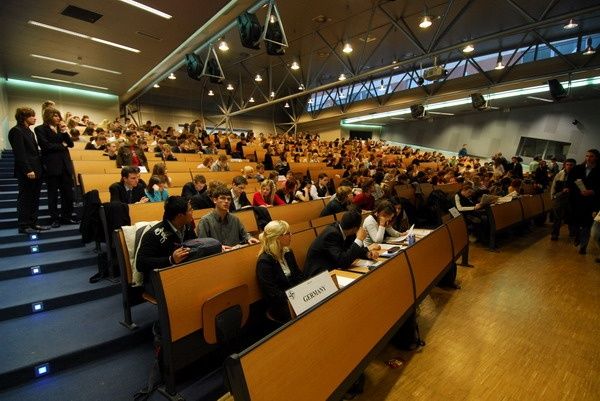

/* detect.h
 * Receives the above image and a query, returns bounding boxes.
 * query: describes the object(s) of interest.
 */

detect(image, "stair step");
[0,245,98,280]
[0,266,121,320]
[0,198,49,208]
[0,295,157,388]
[0,205,80,220]
[0,225,79,243]
[0,235,84,257]
[0,190,47,201]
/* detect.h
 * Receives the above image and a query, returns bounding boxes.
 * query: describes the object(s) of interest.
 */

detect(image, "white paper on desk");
[351,259,382,268]
[138,166,148,173]
[379,243,406,251]
[412,228,433,238]
[285,271,338,316]
[449,207,460,218]
[496,195,514,204]
[335,275,355,288]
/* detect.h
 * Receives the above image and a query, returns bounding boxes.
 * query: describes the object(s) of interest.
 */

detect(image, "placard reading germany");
[285,271,339,316]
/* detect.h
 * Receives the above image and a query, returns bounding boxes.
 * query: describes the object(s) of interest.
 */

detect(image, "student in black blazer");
[8,107,47,234]
[34,107,76,227]
[229,175,251,211]
[256,220,304,322]
[303,211,380,278]
[319,186,354,217]
[109,166,149,204]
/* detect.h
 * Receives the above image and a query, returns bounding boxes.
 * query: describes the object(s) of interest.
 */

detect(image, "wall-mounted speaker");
[185,54,203,81]
[237,12,262,50]
[410,104,425,119]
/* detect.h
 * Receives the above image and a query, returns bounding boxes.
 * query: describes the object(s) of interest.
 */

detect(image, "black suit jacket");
[181,181,202,199]
[319,198,346,217]
[34,124,74,177]
[8,124,42,178]
[109,181,147,204]
[573,163,600,217]
[303,223,368,277]
[230,191,251,211]
[256,251,304,322]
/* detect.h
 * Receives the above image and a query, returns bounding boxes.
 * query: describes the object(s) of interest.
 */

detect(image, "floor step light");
[30,245,39,253]
[35,363,50,377]
[31,301,44,312]
[30,233,38,240]
[31,266,41,275]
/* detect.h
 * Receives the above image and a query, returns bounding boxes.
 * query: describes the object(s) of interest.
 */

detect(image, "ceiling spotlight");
[308,98,314,104]
[270,14,276,24]
[298,83,305,90]
[583,37,596,55]
[494,53,505,70]
[207,89,214,96]
[338,73,347,81]
[153,83,160,88]
[255,74,263,82]
[168,73,176,80]
[270,91,275,98]
[284,102,290,108]
[563,19,578,29]
[342,42,353,54]
[378,80,385,91]
[462,44,474,53]
[226,83,234,90]
[291,61,300,70]
[249,96,255,103]
[218,41,229,51]
[419,15,432,29]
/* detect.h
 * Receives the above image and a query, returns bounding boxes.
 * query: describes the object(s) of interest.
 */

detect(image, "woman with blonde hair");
[252,179,285,207]
[256,220,304,322]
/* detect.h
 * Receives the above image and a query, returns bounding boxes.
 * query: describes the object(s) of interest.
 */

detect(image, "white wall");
[2,79,119,150]
[0,79,9,151]
[380,98,600,162]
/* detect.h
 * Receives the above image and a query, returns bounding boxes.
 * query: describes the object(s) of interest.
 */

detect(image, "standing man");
[8,108,49,234]
[458,144,468,157]
[572,149,600,255]
[550,158,576,241]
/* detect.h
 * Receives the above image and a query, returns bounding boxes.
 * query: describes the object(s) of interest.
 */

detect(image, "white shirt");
[362,215,401,246]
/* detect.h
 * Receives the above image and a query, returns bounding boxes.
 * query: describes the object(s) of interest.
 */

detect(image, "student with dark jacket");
[109,166,149,204]
[319,186,354,217]
[256,220,304,322]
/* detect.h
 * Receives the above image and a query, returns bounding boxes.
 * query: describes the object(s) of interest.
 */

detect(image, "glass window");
[517,137,570,161]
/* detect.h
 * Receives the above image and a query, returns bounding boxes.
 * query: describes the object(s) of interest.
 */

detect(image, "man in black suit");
[109,166,149,204]
[181,174,207,209]
[8,108,49,234]
[572,149,600,255]
[303,211,380,277]
[229,175,251,211]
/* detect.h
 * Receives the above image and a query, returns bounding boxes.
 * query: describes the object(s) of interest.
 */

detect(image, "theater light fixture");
[168,73,176,80]
[338,73,347,81]
[153,83,160,88]
[249,97,255,103]
[284,102,290,108]
[298,83,305,90]
[494,53,505,70]
[218,41,229,51]
[462,44,474,53]
[583,37,596,55]
[207,89,214,96]
[291,61,300,70]
[270,91,276,98]
[307,98,314,104]
[342,42,353,54]
[419,9,432,29]
[563,19,578,29]
[118,0,172,19]
[226,83,234,90]
[270,14,276,24]
[28,20,140,53]
[255,74,263,82]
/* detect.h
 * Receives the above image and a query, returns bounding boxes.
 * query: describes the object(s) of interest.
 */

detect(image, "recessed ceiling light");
[255,74,262,82]
[291,61,300,70]
[462,44,474,53]
[207,89,214,96]
[218,41,229,51]
[153,83,160,88]
[342,43,353,54]
[118,0,172,19]
[168,73,176,80]
[28,21,140,53]
[563,19,578,29]
[31,75,108,90]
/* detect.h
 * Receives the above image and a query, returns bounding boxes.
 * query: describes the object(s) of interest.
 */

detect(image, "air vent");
[51,69,79,76]
[136,31,162,41]
[61,5,103,23]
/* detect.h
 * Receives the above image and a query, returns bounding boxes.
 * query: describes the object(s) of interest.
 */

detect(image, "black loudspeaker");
[471,93,487,110]
[265,23,285,56]
[237,12,262,50]
[206,59,223,84]
[410,104,425,119]
[548,79,567,100]
[185,54,203,80]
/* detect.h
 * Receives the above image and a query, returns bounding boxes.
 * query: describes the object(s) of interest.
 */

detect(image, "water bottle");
[407,233,416,245]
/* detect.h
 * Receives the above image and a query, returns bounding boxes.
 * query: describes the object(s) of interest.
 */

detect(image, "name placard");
[286,271,339,316]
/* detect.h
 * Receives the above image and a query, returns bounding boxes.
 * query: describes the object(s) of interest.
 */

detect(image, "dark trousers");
[46,173,74,221]
[551,203,574,238]
[16,175,42,229]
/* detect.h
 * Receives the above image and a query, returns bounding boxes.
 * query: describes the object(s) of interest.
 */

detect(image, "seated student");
[252,179,285,207]
[454,181,488,241]
[363,200,404,246]
[85,135,107,150]
[211,154,230,171]
[319,186,353,217]
[256,220,304,323]
[294,177,313,202]
[303,210,380,278]
[109,166,149,204]
[230,175,251,211]
[152,162,172,187]
[197,185,260,250]
[310,173,335,199]
[135,196,197,296]
[103,141,118,160]
[181,174,206,199]
[145,175,169,202]
[255,163,266,182]
[275,178,298,204]
[352,178,376,211]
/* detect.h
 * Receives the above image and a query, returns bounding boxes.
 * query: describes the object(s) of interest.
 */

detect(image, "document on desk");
[351,259,382,269]
[412,228,433,238]
[335,275,355,288]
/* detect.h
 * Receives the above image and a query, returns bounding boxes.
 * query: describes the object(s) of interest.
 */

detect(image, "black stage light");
[410,104,425,119]
[237,12,262,50]
[471,93,487,110]
[548,79,567,100]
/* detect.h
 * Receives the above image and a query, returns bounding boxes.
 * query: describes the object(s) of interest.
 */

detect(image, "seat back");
[202,284,249,344]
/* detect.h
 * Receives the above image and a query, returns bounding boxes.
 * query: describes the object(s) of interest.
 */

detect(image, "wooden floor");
[360,225,600,401]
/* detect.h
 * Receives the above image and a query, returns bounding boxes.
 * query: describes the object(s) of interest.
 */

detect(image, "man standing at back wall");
[8,107,49,234]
